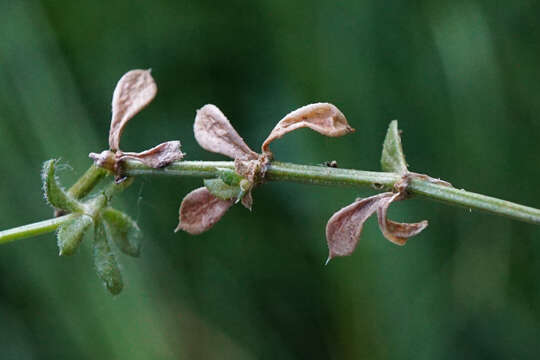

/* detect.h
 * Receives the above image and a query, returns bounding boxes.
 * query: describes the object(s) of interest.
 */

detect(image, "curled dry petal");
[261,103,354,155]
[175,187,234,235]
[326,193,391,261]
[119,141,184,168]
[194,104,258,160]
[376,193,428,246]
[109,69,157,151]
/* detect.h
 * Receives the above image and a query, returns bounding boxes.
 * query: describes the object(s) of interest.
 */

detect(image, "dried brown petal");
[119,141,184,168]
[376,192,428,246]
[175,187,234,235]
[326,193,392,261]
[109,69,157,151]
[261,103,354,155]
[194,104,258,160]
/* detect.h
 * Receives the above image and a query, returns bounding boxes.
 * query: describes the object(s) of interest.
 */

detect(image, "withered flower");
[325,120,434,263]
[326,191,428,262]
[176,103,354,234]
[90,69,184,179]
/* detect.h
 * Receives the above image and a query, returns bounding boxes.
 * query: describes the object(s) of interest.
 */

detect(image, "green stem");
[2,158,539,245]
[68,164,107,199]
[123,159,540,225]
[0,214,78,245]
[0,170,130,244]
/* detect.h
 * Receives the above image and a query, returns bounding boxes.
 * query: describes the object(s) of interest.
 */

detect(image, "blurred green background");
[1,0,540,358]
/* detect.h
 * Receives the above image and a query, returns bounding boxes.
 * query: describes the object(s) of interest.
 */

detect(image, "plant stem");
[2,158,539,245]
[123,159,540,225]
[68,164,107,199]
[0,214,78,245]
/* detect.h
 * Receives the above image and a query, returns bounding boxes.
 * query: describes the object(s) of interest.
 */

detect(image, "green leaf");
[216,167,243,186]
[204,178,241,200]
[93,222,123,295]
[57,214,93,256]
[42,159,83,212]
[101,207,141,257]
[381,120,408,174]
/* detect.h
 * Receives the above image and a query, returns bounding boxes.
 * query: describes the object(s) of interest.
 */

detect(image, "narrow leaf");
[194,104,258,160]
[175,187,233,235]
[109,69,157,151]
[381,120,408,174]
[101,207,141,257]
[376,192,428,245]
[93,222,123,295]
[326,193,391,261]
[261,103,354,155]
[57,214,93,256]
[204,178,241,200]
[42,159,83,213]
[119,141,184,168]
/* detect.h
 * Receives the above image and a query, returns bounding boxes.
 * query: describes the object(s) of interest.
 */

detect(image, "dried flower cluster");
[325,120,430,262]
[79,70,449,293]
[175,102,354,234]
[90,69,184,180]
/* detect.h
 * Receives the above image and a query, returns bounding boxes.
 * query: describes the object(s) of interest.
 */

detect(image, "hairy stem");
[1,158,539,245]
[0,214,78,245]
[0,173,132,244]
[68,164,108,199]
[124,159,540,225]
